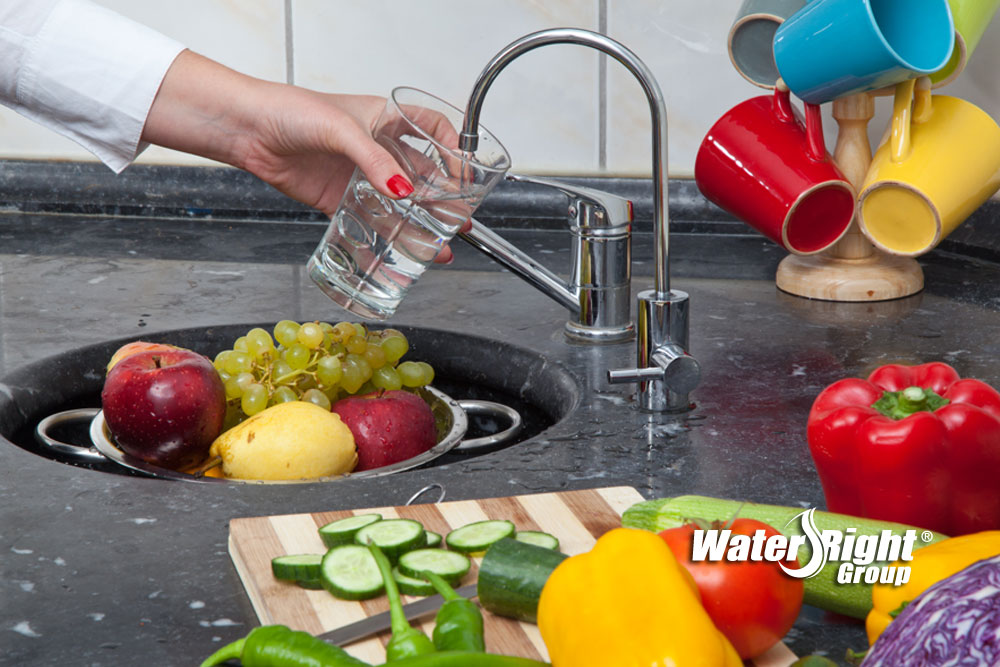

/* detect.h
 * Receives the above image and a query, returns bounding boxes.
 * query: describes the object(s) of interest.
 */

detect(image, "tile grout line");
[598,0,608,171]
[284,0,295,85]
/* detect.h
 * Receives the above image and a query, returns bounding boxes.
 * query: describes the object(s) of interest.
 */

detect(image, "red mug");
[695,82,856,255]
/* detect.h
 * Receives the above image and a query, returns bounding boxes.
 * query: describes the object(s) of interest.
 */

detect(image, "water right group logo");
[689,509,935,586]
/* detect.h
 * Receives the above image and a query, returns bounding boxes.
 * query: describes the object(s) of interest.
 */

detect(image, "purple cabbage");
[864,554,1000,666]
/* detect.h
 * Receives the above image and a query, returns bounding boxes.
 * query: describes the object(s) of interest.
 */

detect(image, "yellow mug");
[858,77,1000,257]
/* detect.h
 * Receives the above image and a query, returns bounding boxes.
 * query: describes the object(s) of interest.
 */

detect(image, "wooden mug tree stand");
[775,93,924,301]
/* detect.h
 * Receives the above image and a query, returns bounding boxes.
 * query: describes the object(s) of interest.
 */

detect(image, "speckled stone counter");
[2,161,999,666]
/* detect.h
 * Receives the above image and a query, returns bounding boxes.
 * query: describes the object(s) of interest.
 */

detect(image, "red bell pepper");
[807,362,1000,536]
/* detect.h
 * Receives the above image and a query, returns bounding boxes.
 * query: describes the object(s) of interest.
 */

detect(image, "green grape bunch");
[212,320,435,426]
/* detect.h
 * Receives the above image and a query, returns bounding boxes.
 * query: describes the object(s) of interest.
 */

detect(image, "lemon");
[209,401,357,480]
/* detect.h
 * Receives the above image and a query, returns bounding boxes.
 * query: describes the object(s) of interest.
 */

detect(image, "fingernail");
[387,174,414,198]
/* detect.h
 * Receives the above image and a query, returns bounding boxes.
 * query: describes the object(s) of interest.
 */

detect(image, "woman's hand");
[142,50,467,262]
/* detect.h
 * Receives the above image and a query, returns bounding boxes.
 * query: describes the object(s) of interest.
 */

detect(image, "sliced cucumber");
[393,566,435,597]
[477,537,567,623]
[397,548,471,584]
[320,544,384,600]
[271,553,323,581]
[318,513,383,548]
[424,530,442,548]
[445,519,516,554]
[354,518,426,561]
[296,578,325,590]
[514,531,560,551]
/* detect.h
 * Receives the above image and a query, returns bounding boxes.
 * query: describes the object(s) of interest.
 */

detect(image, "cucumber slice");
[354,518,426,562]
[445,519,516,553]
[318,513,383,548]
[397,548,471,584]
[424,530,442,548]
[296,578,325,590]
[271,553,323,581]
[514,530,560,551]
[393,566,435,597]
[477,537,567,623]
[320,544,384,600]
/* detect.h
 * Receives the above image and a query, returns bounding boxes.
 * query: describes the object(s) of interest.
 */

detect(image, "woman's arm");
[142,50,414,217]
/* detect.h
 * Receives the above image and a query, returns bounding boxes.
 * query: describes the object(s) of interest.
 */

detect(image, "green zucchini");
[621,494,949,619]
[476,537,567,623]
[318,513,382,548]
[320,544,384,600]
[271,553,323,581]
[445,519,515,554]
[397,548,471,584]
[393,566,436,597]
[514,530,560,551]
[354,518,426,562]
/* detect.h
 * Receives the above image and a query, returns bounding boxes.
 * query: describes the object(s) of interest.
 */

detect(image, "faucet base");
[564,320,634,344]
[637,289,694,412]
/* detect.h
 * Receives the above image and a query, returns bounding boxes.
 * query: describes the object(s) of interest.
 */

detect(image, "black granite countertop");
[2,161,999,666]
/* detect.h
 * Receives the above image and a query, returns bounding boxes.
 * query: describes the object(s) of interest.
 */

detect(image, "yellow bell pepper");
[537,527,741,667]
[866,530,1000,644]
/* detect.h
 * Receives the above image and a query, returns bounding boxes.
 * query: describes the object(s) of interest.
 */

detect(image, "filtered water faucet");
[458,27,699,412]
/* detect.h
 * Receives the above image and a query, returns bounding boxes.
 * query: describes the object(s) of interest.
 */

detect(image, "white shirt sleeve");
[0,0,185,172]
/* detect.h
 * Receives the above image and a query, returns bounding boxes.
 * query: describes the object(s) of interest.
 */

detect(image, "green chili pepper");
[381,652,549,666]
[199,624,371,667]
[367,543,437,661]
[421,571,485,653]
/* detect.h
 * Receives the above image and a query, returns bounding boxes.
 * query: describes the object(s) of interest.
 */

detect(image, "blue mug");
[773,0,955,104]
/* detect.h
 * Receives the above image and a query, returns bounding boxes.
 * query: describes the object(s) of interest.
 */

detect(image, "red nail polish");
[387,174,414,198]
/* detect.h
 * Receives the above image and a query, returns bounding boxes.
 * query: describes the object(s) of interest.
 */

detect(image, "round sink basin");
[0,323,581,481]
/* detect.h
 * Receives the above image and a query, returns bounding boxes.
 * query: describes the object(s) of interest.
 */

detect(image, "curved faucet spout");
[459,27,671,296]
[460,28,698,411]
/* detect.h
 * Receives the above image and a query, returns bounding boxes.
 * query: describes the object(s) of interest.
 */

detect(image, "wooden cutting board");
[228,485,798,665]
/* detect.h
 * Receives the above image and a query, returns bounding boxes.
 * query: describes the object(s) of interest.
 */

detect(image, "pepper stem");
[423,570,461,601]
[366,542,436,660]
[366,543,409,637]
[198,637,244,667]
[871,386,949,420]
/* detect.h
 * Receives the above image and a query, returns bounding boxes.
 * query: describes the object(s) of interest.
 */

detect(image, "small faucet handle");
[607,343,701,401]
[506,173,633,228]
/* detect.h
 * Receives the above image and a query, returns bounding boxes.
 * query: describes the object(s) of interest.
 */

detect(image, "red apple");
[107,341,178,373]
[101,348,226,470]
[333,390,437,471]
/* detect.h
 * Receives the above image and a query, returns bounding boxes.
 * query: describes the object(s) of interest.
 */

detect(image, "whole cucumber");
[476,538,566,623]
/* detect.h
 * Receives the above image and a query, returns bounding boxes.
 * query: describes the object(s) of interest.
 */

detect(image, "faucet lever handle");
[506,173,633,228]
[607,343,701,396]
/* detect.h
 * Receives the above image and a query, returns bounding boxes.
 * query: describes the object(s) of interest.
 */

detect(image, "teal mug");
[773,0,955,104]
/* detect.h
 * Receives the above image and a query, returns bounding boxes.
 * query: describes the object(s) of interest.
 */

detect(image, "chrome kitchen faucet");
[458,28,699,412]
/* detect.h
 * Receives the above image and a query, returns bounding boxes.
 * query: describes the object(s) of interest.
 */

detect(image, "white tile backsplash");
[292,0,600,174]
[0,0,997,182]
[606,0,765,178]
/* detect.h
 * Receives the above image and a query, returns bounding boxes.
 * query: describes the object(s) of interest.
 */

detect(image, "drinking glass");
[308,87,511,320]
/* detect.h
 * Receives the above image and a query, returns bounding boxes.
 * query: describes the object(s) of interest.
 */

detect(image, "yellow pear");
[209,401,357,480]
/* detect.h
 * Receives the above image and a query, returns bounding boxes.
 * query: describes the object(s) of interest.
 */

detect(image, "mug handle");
[891,76,933,163]
[773,78,827,161]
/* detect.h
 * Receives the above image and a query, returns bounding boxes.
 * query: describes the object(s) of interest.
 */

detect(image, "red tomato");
[659,518,804,660]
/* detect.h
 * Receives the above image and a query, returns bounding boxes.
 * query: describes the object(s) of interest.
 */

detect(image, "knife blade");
[318,583,478,647]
